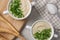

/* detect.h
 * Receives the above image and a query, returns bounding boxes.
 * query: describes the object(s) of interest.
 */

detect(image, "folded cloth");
[34,0,60,40]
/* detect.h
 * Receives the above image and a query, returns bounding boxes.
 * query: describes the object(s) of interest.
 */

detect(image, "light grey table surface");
[16,7,60,40]
[13,0,60,40]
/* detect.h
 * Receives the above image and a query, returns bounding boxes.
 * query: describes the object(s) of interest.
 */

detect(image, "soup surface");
[9,0,30,18]
[33,21,51,40]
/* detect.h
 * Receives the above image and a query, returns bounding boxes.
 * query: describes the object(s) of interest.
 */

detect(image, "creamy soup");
[33,21,51,34]
[21,0,30,16]
[9,0,30,18]
[32,21,51,40]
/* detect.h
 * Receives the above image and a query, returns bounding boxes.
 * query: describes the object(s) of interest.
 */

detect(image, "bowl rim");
[7,0,32,20]
[30,20,54,40]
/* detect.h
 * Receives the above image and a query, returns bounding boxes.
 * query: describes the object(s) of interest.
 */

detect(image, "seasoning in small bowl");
[32,20,54,40]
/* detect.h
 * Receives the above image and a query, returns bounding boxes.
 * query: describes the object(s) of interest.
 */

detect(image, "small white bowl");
[3,0,35,20]
[31,20,54,40]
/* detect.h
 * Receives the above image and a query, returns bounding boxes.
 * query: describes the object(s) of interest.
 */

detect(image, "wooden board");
[0,0,28,40]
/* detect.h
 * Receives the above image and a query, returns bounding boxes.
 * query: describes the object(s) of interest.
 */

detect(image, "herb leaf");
[33,29,51,40]
[9,0,24,18]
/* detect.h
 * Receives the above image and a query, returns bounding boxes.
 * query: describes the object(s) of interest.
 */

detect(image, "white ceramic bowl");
[30,20,54,40]
[3,0,35,20]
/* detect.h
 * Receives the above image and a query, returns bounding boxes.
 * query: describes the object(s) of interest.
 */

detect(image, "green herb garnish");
[33,28,51,40]
[9,0,24,18]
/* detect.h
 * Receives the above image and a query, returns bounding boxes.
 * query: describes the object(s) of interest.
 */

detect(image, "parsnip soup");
[32,21,52,40]
[9,0,30,18]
